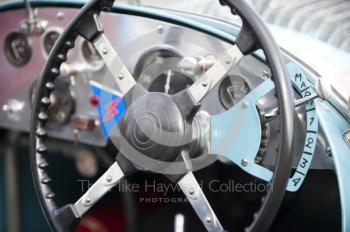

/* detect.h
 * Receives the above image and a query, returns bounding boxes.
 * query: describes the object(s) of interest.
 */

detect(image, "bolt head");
[118,73,124,80]
[189,188,195,195]
[202,81,208,87]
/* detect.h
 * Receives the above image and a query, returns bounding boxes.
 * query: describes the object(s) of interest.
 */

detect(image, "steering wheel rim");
[29,0,295,231]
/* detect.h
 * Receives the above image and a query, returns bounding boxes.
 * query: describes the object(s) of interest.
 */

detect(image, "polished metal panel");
[187,45,243,105]
[93,33,136,95]
[74,161,124,217]
[178,172,224,232]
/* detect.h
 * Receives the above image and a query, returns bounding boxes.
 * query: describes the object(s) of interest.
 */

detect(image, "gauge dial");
[81,40,103,68]
[42,28,61,56]
[134,49,193,94]
[219,75,250,109]
[4,31,32,67]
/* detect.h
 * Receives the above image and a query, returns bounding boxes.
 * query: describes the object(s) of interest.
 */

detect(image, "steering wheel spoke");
[74,161,125,217]
[209,79,275,181]
[185,45,243,107]
[177,172,225,232]
[92,33,137,95]
[48,160,126,231]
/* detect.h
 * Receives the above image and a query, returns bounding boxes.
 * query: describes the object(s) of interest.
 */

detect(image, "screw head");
[241,159,249,167]
[189,188,195,195]
[118,73,124,80]
[202,81,208,87]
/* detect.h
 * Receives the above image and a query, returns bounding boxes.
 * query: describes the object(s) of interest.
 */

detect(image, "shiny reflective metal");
[178,54,217,76]
[2,99,25,114]
[295,93,318,107]
[73,161,124,217]
[93,34,136,95]
[178,172,224,232]
[264,92,318,122]
[315,78,332,100]
[181,150,193,171]
[344,129,350,148]
[20,1,47,35]
[187,45,243,105]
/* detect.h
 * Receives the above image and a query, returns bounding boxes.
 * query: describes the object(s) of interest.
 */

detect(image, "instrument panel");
[0,6,246,146]
[0,6,333,171]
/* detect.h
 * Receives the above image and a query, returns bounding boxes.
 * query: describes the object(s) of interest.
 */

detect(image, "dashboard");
[0,6,333,169]
[0,7,256,146]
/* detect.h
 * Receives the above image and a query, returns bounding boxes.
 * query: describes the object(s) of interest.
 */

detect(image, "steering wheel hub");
[120,92,187,162]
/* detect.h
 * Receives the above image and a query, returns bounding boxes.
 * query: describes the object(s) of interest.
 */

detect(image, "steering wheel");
[30,0,295,231]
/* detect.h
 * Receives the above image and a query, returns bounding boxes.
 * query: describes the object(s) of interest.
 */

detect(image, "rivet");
[189,188,195,195]
[241,159,249,167]
[241,100,249,108]
[106,175,112,183]
[206,216,212,224]
[156,25,164,34]
[262,70,270,80]
[84,197,92,205]
[102,46,108,55]
[118,73,124,80]
[202,81,208,87]
[57,11,64,20]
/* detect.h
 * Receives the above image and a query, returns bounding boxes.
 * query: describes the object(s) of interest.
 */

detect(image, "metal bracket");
[19,0,47,35]
[209,62,319,192]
